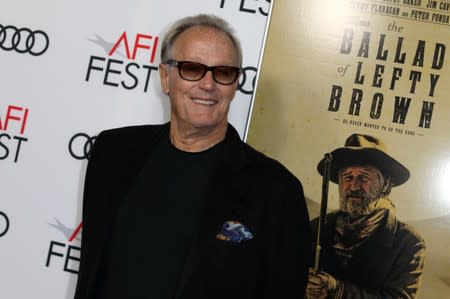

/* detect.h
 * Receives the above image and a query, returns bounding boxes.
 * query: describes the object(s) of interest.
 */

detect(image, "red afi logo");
[108,32,159,63]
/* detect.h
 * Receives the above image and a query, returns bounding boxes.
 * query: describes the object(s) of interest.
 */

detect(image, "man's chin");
[341,203,367,219]
[190,117,228,131]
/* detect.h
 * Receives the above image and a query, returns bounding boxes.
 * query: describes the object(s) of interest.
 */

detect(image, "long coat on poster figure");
[307,134,426,299]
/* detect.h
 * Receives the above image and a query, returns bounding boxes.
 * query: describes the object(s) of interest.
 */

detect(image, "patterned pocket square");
[216,220,253,243]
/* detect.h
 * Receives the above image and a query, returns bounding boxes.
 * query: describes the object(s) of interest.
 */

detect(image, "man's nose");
[350,178,362,191]
[198,70,216,89]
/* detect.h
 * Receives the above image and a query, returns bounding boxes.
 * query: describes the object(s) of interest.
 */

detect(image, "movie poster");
[247,0,450,297]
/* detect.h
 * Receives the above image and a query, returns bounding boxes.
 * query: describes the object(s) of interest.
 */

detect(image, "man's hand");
[305,268,342,299]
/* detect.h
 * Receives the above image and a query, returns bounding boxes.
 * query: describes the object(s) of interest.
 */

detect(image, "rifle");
[314,153,332,272]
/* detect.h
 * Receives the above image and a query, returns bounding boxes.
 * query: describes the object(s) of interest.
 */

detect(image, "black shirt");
[93,136,224,299]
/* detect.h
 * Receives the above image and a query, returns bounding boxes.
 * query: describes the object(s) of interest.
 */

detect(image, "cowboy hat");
[317,133,410,187]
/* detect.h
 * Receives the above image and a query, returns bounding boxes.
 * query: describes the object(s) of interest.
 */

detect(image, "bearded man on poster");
[306,134,425,298]
[74,14,312,299]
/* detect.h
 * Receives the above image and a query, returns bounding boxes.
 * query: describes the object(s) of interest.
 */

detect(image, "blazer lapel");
[83,124,169,298]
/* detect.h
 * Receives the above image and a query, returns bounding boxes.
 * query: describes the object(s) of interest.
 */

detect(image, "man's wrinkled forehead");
[170,26,240,65]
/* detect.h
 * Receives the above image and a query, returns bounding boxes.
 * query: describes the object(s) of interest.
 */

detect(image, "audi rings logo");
[238,66,257,95]
[0,24,49,56]
[0,211,10,238]
[68,133,97,160]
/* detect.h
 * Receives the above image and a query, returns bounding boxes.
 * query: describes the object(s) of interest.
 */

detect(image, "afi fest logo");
[0,24,49,56]
[85,29,259,95]
[0,104,29,163]
[85,31,159,93]
[46,219,82,274]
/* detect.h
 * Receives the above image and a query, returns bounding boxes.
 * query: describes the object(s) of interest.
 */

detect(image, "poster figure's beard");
[339,189,381,218]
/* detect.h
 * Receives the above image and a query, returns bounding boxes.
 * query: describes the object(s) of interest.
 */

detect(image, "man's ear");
[159,63,170,94]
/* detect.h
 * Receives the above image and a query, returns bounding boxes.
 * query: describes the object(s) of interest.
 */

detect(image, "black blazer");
[74,123,312,299]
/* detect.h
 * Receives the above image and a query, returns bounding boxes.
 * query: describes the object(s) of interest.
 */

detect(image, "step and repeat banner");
[0,1,272,298]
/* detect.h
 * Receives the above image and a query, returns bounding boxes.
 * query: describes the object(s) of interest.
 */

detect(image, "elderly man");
[306,134,425,299]
[74,14,312,299]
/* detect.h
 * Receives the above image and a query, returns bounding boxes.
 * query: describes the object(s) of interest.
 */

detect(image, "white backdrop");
[0,1,272,298]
